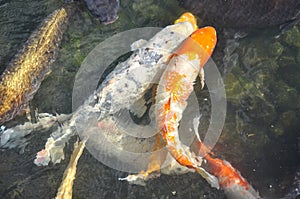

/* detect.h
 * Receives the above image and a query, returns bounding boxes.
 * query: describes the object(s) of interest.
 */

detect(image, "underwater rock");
[269,42,284,57]
[296,50,300,65]
[283,26,300,48]
[179,0,300,28]
[241,38,280,68]
[271,80,299,111]
[83,0,119,24]
[224,73,244,104]
[269,121,285,137]
[280,111,298,131]
[240,95,276,126]
[279,64,300,90]
[62,0,119,24]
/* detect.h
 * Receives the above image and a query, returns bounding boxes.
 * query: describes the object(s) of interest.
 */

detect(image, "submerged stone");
[62,0,120,24]
[271,80,299,111]
[283,26,300,48]
[269,42,284,57]
[269,122,285,137]
[280,110,298,131]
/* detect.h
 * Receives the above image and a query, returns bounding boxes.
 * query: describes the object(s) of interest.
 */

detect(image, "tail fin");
[0,113,71,153]
[0,113,75,166]
[34,117,76,166]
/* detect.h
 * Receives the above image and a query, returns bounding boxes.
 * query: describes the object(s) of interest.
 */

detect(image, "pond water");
[0,0,299,198]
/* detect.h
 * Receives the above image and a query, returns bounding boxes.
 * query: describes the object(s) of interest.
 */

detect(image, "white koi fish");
[31,12,199,165]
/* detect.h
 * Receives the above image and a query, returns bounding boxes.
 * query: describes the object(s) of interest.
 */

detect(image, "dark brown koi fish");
[0,8,69,125]
[179,0,300,28]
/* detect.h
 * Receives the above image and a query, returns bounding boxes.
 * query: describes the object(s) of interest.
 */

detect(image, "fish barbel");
[0,7,69,125]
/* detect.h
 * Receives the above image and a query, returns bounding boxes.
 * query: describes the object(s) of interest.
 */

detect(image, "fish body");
[74,14,197,126]
[55,141,85,199]
[0,8,69,125]
[179,0,300,28]
[33,13,199,166]
[155,27,217,172]
[154,26,260,199]
[201,147,260,199]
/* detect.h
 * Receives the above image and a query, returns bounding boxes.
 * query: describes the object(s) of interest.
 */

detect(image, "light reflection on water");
[0,0,299,198]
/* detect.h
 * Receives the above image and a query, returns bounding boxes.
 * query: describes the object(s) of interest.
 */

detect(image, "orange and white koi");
[195,140,260,199]
[155,27,260,199]
[154,26,218,183]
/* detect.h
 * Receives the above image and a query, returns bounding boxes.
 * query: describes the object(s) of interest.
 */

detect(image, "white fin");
[130,39,148,51]
[119,172,160,186]
[196,167,220,189]
[199,68,205,89]
[0,113,70,154]
[129,97,148,118]
[34,119,76,166]
[192,114,202,141]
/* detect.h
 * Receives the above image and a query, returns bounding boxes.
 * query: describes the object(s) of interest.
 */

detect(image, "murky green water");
[0,0,299,198]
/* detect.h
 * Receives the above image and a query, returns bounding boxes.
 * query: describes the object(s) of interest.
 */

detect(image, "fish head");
[174,12,198,31]
[175,26,217,69]
[190,27,217,57]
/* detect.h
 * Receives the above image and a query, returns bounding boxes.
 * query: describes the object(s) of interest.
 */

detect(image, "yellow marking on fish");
[0,8,69,124]
[174,12,198,30]
[55,140,85,199]
[165,71,186,92]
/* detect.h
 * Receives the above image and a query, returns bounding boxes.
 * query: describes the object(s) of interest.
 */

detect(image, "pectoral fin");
[199,68,205,89]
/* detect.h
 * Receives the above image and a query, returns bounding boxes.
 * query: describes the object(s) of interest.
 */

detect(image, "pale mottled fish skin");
[0,8,69,125]
[74,21,195,124]
[37,21,196,165]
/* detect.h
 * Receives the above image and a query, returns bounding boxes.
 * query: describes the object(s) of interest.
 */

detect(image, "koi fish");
[153,26,218,183]
[151,27,261,199]
[122,25,261,199]
[55,140,85,199]
[120,26,219,185]
[31,12,199,166]
[0,8,69,125]
[153,26,261,198]
[179,0,300,28]
[193,140,260,199]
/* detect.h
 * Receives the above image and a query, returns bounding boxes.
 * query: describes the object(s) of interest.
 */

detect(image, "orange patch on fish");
[164,71,192,103]
[205,155,249,190]
[175,27,217,67]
